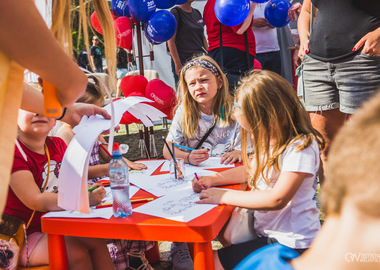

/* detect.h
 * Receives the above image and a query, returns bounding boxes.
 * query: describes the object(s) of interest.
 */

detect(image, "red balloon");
[114,17,133,49]
[91,12,103,34]
[120,75,148,97]
[145,79,176,110]
[161,106,173,120]
[254,59,262,70]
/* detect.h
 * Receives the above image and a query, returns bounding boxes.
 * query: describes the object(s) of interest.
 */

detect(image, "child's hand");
[197,188,227,205]
[192,176,213,193]
[188,149,209,165]
[221,150,242,165]
[88,184,106,206]
[127,161,147,171]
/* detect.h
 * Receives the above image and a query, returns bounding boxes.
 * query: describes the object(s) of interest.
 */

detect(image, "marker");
[173,143,196,152]
[194,173,205,190]
[88,186,100,192]
[100,143,112,158]
[95,198,155,209]
[42,79,62,118]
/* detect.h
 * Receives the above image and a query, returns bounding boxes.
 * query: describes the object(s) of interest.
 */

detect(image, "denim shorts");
[302,52,380,114]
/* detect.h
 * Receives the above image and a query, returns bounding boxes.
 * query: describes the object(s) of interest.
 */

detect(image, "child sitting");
[4,109,113,269]
[193,70,325,269]
[163,55,242,269]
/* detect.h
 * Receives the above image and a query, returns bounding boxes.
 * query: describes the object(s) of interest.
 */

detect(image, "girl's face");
[185,67,222,110]
[234,102,250,132]
[18,110,56,136]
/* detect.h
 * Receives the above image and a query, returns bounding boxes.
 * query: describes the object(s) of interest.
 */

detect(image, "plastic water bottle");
[108,142,132,217]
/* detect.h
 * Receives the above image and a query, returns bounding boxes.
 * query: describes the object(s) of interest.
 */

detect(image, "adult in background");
[252,3,281,75]
[203,0,256,92]
[167,0,208,87]
[90,35,103,73]
[116,47,129,80]
[298,0,380,180]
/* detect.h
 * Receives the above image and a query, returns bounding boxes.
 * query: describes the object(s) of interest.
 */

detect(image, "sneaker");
[127,251,153,270]
[170,242,194,270]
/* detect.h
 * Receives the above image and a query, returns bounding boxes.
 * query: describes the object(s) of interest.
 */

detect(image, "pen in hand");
[88,186,100,192]
[194,173,205,190]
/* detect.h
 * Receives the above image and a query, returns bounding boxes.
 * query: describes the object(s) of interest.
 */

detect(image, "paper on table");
[129,160,164,177]
[101,185,140,205]
[161,157,234,172]
[58,97,166,213]
[129,174,192,197]
[43,206,113,219]
[133,186,217,222]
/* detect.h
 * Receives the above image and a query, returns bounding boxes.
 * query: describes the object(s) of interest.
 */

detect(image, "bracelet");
[186,152,192,165]
[56,107,67,121]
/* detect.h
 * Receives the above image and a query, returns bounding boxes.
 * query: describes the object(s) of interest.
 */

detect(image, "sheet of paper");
[161,157,234,172]
[101,185,140,205]
[58,97,166,213]
[129,174,193,197]
[43,207,113,219]
[129,160,164,177]
[133,186,217,222]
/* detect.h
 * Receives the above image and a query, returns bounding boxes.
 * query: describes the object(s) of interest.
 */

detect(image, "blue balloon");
[128,0,156,23]
[111,0,131,18]
[146,10,177,43]
[144,25,162,45]
[176,0,188,4]
[251,0,268,3]
[156,0,177,9]
[264,0,291,28]
[214,0,251,27]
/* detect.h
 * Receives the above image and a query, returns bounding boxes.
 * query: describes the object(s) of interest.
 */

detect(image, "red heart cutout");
[120,75,148,97]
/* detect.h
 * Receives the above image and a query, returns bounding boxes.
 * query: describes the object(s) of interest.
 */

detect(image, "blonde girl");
[193,70,324,269]
[164,55,242,165]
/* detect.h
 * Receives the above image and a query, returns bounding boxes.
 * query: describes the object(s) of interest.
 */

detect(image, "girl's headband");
[182,59,220,77]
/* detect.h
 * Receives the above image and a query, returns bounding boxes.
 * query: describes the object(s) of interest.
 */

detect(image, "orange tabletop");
[41,160,240,270]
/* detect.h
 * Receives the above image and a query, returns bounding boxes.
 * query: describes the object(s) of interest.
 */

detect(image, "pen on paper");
[194,173,205,190]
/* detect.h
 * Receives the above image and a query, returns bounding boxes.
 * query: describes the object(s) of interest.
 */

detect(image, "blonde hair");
[78,75,104,106]
[323,91,380,217]
[236,70,324,188]
[177,55,234,138]
[51,0,116,93]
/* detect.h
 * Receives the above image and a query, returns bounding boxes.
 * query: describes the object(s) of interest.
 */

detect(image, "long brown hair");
[51,0,116,93]
[236,70,324,188]
[177,55,234,138]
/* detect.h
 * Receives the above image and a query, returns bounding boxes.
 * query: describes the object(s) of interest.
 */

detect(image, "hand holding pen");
[192,173,211,193]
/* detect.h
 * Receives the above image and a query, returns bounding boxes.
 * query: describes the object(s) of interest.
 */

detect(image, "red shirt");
[203,0,256,56]
[4,137,67,234]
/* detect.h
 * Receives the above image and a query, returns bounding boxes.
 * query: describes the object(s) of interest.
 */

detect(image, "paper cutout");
[58,97,166,213]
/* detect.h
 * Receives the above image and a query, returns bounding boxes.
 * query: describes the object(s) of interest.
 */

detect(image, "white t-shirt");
[252,4,280,54]
[166,106,241,156]
[253,139,321,249]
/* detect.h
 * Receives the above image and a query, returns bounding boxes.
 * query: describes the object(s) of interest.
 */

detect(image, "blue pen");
[173,143,196,151]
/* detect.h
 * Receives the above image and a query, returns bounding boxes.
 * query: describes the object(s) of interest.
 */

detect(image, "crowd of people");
[1,0,380,269]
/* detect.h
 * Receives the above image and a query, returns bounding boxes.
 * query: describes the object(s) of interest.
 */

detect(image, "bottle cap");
[112,142,120,151]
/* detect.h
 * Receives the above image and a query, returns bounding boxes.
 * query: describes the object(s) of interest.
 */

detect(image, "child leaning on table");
[163,55,242,166]
[163,55,242,269]
[192,70,325,270]
[3,109,113,269]
[56,75,155,270]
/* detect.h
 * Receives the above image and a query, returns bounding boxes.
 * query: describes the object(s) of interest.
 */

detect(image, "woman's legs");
[309,109,346,182]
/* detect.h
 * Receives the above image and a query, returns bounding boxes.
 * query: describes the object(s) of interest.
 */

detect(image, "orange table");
[41,161,239,270]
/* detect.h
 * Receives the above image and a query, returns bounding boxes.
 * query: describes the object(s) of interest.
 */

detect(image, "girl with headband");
[164,55,242,166]
[163,55,242,269]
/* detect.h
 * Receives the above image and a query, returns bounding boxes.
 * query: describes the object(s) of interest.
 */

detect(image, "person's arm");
[203,34,209,51]
[236,2,256,35]
[288,2,302,22]
[192,165,247,192]
[163,141,209,165]
[220,150,242,164]
[297,0,315,59]
[0,0,87,107]
[10,170,62,212]
[167,32,182,76]
[197,171,308,211]
[89,52,97,72]
[353,26,380,56]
